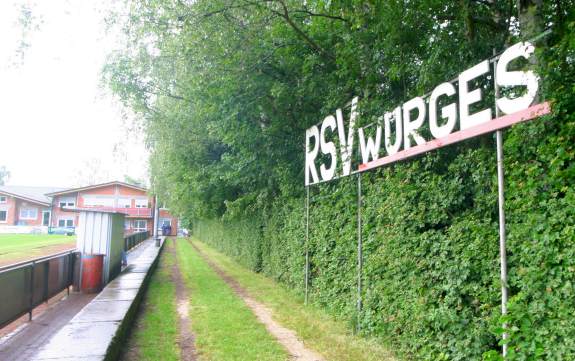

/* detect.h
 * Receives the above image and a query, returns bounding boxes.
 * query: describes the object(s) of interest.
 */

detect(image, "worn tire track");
[170,239,197,361]
[187,239,324,361]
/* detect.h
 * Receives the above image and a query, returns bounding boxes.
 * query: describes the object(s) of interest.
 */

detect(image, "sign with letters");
[305,42,551,186]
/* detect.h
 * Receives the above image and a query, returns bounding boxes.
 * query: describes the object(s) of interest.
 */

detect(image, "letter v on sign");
[336,97,359,177]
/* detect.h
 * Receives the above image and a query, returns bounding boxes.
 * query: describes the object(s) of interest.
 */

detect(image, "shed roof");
[59,206,127,215]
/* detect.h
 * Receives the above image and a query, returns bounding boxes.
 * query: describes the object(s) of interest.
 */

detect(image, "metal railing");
[124,231,149,252]
[0,250,78,328]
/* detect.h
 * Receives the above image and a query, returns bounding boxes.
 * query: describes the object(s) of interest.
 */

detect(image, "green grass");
[0,234,76,265]
[177,239,288,361]
[192,238,398,361]
[123,241,179,361]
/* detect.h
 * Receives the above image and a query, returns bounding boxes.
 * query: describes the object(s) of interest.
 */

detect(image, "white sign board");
[305,42,551,185]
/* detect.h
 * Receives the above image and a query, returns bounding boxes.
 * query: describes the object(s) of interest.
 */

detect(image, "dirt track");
[188,239,324,361]
[171,238,196,361]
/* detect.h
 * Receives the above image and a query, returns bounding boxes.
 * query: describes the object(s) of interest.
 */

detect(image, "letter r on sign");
[305,126,320,185]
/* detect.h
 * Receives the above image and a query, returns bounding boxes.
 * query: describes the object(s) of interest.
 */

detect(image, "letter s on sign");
[320,115,338,181]
[496,42,539,115]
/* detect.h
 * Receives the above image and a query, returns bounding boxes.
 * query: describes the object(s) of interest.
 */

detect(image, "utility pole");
[154,195,160,246]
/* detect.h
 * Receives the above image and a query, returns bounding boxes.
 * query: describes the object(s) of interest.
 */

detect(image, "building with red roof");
[0,181,178,236]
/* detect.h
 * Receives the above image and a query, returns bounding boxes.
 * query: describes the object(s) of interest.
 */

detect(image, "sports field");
[0,234,76,267]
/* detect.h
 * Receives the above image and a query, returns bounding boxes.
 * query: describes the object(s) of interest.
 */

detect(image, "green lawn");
[122,241,179,361]
[177,239,288,361]
[0,234,76,266]
[192,239,398,361]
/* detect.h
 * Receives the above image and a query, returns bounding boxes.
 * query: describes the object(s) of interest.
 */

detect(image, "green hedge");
[191,16,575,361]
[195,106,575,360]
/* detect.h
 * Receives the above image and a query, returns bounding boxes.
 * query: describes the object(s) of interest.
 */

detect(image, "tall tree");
[0,166,9,186]
[124,175,147,188]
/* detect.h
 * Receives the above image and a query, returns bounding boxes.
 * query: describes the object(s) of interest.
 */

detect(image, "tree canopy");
[105,0,571,219]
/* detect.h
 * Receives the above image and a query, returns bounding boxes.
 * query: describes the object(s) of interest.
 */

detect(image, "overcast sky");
[0,0,148,188]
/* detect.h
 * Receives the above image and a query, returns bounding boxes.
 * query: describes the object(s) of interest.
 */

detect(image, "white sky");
[0,0,149,188]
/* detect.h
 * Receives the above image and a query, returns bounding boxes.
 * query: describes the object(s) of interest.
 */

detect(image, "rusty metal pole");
[305,186,310,305]
[493,49,509,357]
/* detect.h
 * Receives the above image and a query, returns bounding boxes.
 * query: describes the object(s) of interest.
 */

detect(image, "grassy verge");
[122,241,179,361]
[192,238,398,361]
[177,239,288,361]
[0,234,76,266]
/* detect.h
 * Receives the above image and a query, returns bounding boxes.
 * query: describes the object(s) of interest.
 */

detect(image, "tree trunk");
[517,0,544,40]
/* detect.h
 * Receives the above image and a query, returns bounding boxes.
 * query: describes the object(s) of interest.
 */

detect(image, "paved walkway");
[124,238,155,265]
[0,293,96,361]
[0,237,161,361]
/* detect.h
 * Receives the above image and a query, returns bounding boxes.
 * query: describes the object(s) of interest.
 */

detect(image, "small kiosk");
[71,208,125,291]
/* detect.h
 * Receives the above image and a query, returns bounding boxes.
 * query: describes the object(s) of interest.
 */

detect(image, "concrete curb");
[104,238,165,361]
[31,238,166,361]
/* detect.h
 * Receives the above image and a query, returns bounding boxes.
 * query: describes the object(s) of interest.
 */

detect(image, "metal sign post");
[493,49,509,357]
[496,128,508,357]
[356,173,363,333]
[305,185,310,305]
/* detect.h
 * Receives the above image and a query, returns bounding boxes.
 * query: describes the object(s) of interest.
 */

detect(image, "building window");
[133,220,147,232]
[0,196,6,204]
[19,207,38,220]
[124,220,131,230]
[118,198,132,208]
[83,196,114,207]
[0,210,7,222]
[58,196,75,208]
[135,199,148,208]
[58,218,74,227]
[160,218,171,227]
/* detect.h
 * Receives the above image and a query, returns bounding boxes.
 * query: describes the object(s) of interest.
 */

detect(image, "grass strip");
[122,241,179,361]
[192,238,398,361]
[176,238,288,361]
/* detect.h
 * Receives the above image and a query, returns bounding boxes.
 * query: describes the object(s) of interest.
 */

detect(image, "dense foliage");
[105,1,575,359]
